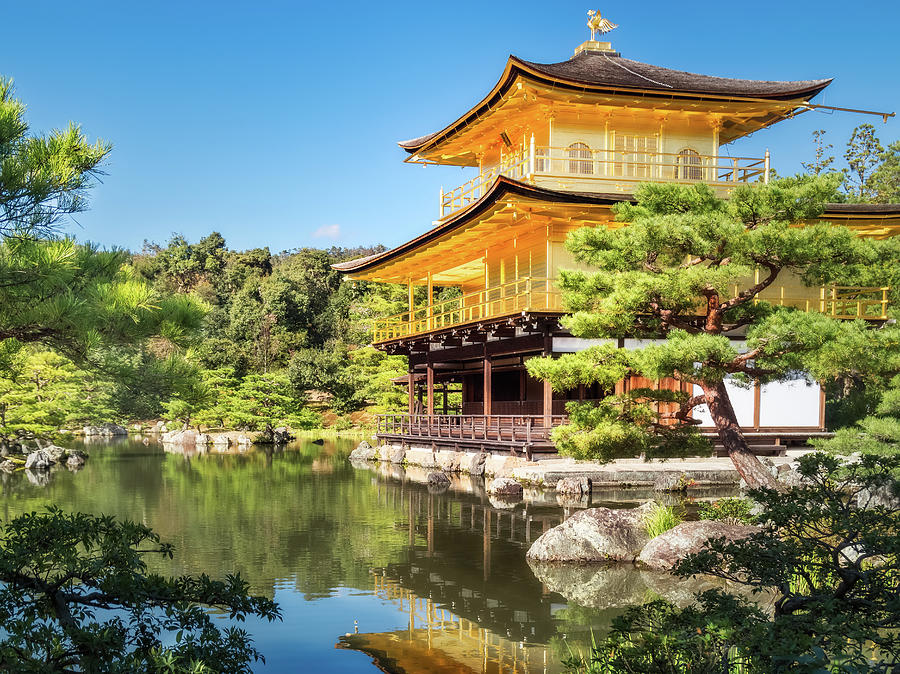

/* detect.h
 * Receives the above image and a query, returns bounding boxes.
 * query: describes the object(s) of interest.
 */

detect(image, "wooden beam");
[408,369,415,415]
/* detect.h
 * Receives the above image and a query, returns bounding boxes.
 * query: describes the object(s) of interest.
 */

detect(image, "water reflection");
[0,437,740,672]
[339,573,560,673]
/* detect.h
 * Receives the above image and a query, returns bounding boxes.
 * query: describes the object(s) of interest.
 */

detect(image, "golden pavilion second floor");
[399,38,834,219]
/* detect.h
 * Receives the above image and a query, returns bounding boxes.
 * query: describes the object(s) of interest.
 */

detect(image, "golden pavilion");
[335,14,899,457]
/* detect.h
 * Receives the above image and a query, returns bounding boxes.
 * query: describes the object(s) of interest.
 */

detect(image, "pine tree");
[527,176,886,489]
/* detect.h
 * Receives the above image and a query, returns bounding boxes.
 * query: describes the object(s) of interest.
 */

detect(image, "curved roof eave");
[332,176,624,274]
[398,54,831,156]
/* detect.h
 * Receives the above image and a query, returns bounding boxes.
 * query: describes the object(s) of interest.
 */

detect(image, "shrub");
[698,497,755,525]
[643,502,683,538]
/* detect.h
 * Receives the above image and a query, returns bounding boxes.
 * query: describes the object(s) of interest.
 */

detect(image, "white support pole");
[528,133,535,181]
[764,149,770,185]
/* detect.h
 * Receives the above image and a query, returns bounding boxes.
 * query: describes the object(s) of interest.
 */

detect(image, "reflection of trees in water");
[2,437,656,658]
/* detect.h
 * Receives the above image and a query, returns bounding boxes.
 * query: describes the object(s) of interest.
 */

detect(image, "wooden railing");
[376,413,568,445]
[749,285,890,320]
[372,277,561,343]
[372,278,888,344]
[439,144,768,218]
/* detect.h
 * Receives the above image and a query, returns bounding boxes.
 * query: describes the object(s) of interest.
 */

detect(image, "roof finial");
[587,10,617,40]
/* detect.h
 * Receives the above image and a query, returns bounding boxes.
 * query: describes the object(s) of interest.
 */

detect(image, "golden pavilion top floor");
[399,37,832,217]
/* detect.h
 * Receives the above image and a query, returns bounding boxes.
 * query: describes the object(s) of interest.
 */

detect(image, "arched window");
[567,142,593,174]
[676,148,702,180]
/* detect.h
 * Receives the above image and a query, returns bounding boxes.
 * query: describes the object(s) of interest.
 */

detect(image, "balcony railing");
[371,278,889,344]
[372,277,561,343]
[376,413,568,446]
[439,144,768,218]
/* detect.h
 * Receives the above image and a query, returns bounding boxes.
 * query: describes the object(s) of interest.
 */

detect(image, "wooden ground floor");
[379,314,825,457]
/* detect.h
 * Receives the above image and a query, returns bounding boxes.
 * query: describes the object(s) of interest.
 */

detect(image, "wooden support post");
[542,326,553,427]
[483,354,492,417]
[408,369,415,415]
[426,360,435,417]
[427,271,434,331]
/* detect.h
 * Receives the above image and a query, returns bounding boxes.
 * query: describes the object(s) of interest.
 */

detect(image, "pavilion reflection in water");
[337,572,561,674]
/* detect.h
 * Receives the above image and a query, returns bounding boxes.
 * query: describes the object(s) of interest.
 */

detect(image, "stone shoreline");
[351,441,811,491]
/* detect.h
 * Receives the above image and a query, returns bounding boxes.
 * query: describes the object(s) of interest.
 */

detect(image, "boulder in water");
[556,476,591,495]
[426,471,451,488]
[24,449,52,471]
[487,477,523,498]
[526,503,655,563]
[637,520,761,571]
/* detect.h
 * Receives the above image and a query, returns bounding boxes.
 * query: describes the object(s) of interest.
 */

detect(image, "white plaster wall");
[759,378,821,427]
[552,337,615,352]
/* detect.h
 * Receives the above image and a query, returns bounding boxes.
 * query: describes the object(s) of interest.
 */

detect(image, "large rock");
[24,449,52,471]
[487,477,523,498]
[83,423,127,437]
[349,441,377,461]
[556,476,591,495]
[426,471,451,488]
[389,445,406,464]
[43,445,68,463]
[66,453,86,469]
[0,459,16,473]
[638,520,761,571]
[527,503,655,563]
[459,452,488,476]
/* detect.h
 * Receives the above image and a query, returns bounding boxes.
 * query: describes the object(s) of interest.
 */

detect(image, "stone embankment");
[347,441,810,491]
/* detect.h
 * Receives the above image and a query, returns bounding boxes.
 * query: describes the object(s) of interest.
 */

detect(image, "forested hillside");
[0,234,412,435]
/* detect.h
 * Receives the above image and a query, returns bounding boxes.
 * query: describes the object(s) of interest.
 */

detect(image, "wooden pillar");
[483,354,492,417]
[426,271,434,330]
[542,326,553,426]
[408,369,415,415]
[426,360,435,416]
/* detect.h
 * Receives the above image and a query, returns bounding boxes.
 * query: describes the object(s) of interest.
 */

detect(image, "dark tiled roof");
[519,51,831,100]
[823,203,900,215]
[399,52,831,153]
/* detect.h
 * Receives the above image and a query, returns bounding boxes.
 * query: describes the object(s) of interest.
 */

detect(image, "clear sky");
[3,0,898,253]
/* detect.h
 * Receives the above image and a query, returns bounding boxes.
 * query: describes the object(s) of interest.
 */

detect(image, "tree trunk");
[701,379,779,490]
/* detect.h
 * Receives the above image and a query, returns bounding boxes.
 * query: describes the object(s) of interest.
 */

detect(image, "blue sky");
[3,1,898,253]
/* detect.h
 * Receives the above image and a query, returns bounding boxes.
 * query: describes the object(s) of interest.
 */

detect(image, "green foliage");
[0,349,115,434]
[577,453,900,672]
[843,123,884,202]
[698,497,755,525]
[528,176,884,471]
[0,507,280,672]
[0,77,111,239]
[801,129,834,176]
[643,502,683,539]
[814,373,900,459]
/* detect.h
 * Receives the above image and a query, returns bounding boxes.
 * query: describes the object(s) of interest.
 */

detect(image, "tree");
[814,372,900,459]
[0,507,280,672]
[527,176,879,488]
[0,349,114,435]
[225,373,317,431]
[568,453,900,673]
[0,77,110,239]
[801,129,834,175]
[870,140,900,204]
[843,123,884,201]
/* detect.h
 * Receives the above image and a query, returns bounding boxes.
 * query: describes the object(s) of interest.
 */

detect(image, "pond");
[0,437,731,673]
